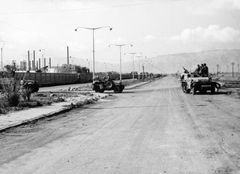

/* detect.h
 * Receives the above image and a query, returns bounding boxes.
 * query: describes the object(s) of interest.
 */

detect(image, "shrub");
[7,92,20,107]
[0,99,8,114]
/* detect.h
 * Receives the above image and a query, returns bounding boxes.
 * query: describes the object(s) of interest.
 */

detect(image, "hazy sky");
[0,0,239,68]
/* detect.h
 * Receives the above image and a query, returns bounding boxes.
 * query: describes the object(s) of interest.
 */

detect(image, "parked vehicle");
[92,76,124,93]
[181,73,220,95]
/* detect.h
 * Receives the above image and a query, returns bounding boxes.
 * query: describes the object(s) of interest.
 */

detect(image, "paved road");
[0,76,240,174]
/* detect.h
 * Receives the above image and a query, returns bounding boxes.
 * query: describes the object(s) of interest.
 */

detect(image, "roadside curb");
[0,80,154,132]
[0,106,72,132]
[0,94,108,132]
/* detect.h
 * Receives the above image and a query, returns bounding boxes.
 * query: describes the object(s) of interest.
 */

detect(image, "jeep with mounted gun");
[92,75,124,93]
[180,68,220,95]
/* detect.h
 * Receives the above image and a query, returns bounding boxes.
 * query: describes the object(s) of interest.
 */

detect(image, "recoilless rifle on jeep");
[92,76,124,93]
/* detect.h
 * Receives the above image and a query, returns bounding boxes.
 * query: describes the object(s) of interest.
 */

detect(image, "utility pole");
[67,46,70,65]
[38,58,41,69]
[144,56,148,78]
[127,52,136,80]
[142,65,145,79]
[232,62,235,77]
[136,55,142,79]
[216,64,219,76]
[238,63,239,75]
[109,44,133,83]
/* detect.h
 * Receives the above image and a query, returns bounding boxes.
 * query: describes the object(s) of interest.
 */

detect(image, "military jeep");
[181,73,220,95]
[92,76,124,93]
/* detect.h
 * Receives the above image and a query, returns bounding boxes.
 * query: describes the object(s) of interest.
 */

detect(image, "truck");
[180,73,220,95]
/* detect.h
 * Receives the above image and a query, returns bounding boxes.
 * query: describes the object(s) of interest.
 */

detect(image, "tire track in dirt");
[179,88,240,173]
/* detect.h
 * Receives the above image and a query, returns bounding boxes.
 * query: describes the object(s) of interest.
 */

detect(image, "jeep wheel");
[97,84,104,93]
[186,89,191,94]
[181,82,187,93]
[211,87,215,94]
[98,88,105,93]
[114,86,122,93]
[192,87,196,95]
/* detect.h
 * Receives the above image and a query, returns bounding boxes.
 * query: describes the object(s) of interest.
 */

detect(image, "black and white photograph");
[0,0,240,173]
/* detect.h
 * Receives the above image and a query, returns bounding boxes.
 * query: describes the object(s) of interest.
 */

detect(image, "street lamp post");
[144,56,148,78]
[136,55,142,79]
[109,44,133,83]
[238,63,240,75]
[232,62,235,77]
[126,52,137,80]
[75,26,112,81]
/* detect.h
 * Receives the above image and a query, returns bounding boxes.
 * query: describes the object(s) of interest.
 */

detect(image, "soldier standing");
[194,64,201,76]
[202,63,209,77]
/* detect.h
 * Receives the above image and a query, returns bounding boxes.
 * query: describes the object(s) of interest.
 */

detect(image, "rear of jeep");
[190,77,220,95]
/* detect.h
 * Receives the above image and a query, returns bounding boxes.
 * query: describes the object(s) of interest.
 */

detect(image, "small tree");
[0,73,20,107]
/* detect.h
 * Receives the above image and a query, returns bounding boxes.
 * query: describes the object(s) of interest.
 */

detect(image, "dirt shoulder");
[0,78,150,115]
[0,78,154,132]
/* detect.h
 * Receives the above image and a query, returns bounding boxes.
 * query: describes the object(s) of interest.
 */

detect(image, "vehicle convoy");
[92,76,124,93]
[180,67,220,95]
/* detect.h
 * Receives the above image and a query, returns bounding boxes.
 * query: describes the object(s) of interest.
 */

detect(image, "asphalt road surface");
[0,76,240,174]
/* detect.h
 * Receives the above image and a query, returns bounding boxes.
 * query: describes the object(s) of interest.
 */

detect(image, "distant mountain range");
[143,49,240,74]
[77,49,240,74]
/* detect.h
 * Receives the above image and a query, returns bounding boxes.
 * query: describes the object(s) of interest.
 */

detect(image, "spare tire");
[105,81,113,89]
[98,84,105,93]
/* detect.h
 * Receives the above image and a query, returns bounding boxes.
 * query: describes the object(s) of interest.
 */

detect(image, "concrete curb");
[0,80,154,132]
[0,105,72,132]
[0,95,108,132]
